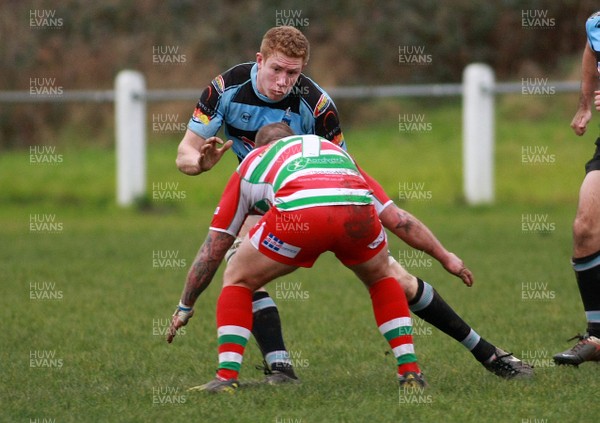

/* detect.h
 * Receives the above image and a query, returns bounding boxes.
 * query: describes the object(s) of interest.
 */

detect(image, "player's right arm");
[176,129,206,175]
[176,69,233,174]
[176,130,233,175]
[166,228,235,343]
[167,170,248,343]
[571,42,598,136]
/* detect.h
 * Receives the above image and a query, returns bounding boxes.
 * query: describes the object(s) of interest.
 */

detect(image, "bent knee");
[573,214,599,243]
[389,258,418,299]
[573,214,600,256]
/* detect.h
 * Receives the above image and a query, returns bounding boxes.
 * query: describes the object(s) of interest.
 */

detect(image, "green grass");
[1,98,598,422]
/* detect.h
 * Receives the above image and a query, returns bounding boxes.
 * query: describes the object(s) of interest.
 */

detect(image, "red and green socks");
[369,277,420,377]
[215,285,253,381]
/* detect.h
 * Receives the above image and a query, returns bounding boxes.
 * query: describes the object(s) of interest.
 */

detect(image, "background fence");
[0,64,580,206]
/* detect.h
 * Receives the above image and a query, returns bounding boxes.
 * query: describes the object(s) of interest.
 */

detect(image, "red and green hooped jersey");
[211,134,373,237]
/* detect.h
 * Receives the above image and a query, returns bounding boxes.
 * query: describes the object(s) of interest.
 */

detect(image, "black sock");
[409,278,496,362]
[251,291,296,375]
[572,251,600,338]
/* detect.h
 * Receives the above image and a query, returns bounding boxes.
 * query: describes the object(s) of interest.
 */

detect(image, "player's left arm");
[356,163,473,286]
[379,204,473,287]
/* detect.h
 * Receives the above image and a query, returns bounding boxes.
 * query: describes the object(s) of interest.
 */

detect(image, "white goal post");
[463,63,495,205]
[115,70,146,206]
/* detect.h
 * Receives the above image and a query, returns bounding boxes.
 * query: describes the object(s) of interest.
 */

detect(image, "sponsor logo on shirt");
[241,112,252,123]
[262,233,301,258]
[193,107,211,125]
[286,157,310,171]
[286,156,345,172]
[313,94,331,117]
[367,228,386,249]
[211,75,225,94]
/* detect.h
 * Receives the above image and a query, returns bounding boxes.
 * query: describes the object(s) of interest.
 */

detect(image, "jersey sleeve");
[297,75,347,151]
[209,171,249,237]
[187,74,226,139]
[313,94,347,151]
[587,11,600,55]
[355,163,393,215]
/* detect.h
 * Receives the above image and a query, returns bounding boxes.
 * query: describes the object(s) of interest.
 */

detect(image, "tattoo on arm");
[390,208,437,257]
[182,231,234,306]
[394,210,414,234]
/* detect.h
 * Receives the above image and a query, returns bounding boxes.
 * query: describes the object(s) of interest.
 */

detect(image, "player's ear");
[256,52,263,68]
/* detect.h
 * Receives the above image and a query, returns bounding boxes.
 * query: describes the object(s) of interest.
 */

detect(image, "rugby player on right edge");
[554,11,600,365]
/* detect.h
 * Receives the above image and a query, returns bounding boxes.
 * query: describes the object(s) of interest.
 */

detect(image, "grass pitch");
[1,98,598,422]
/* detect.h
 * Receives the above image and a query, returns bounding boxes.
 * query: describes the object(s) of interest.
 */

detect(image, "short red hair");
[260,26,310,65]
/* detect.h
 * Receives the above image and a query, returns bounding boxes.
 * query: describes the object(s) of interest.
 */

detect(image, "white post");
[115,70,146,206]
[462,63,495,205]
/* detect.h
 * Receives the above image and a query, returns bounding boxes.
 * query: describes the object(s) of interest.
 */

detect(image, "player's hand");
[594,90,600,112]
[198,137,233,173]
[441,252,474,287]
[571,107,593,136]
[166,304,194,344]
